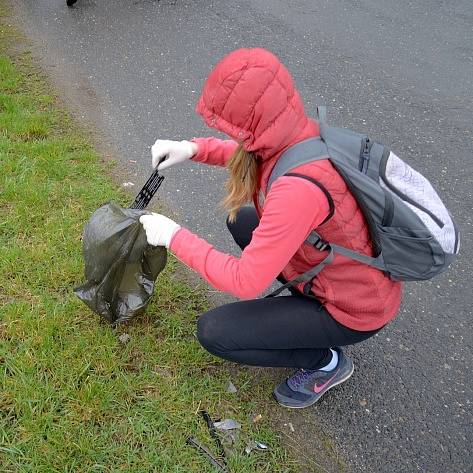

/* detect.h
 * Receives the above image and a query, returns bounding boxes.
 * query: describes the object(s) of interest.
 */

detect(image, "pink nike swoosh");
[313,369,339,394]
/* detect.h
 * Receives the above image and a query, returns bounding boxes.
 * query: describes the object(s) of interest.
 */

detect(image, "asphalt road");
[9,1,472,472]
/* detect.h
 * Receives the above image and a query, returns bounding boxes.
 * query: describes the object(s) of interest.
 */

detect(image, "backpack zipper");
[359,137,371,174]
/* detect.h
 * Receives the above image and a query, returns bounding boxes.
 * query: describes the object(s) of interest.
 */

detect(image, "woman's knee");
[196,310,224,355]
[226,206,259,250]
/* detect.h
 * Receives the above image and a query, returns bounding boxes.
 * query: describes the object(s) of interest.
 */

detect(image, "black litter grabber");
[129,167,165,210]
[74,164,167,324]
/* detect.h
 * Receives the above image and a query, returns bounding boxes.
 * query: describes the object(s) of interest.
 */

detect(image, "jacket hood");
[196,48,318,161]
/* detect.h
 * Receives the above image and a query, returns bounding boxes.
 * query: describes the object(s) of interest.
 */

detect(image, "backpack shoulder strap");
[267,137,329,192]
[285,172,335,225]
[316,105,327,123]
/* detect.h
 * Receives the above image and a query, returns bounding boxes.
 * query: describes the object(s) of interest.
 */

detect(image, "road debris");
[186,436,227,472]
[226,381,238,393]
[284,422,295,432]
[219,429,239,446]
[252,414,262,423]
[245,440,269,455]
[121,181,135,188]
[200,411,227,463]
[214,419,241,431]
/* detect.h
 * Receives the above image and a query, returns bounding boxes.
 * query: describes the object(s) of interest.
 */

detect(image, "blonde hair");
[221,143,258,222]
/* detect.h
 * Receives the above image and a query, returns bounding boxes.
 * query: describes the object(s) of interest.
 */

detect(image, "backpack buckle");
[313,237,329,251]
[305,232,330,251]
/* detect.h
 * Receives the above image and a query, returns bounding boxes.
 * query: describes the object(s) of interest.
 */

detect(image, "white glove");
[139,213,181,248]
[151,139,197,171]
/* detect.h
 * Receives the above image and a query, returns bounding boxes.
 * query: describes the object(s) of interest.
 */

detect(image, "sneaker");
[273,348,354,408]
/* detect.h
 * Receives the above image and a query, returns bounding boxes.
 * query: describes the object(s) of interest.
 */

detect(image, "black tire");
[66,0,78,6]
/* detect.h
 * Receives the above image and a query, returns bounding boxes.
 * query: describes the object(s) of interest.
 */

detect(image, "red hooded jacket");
[169,48,402,331]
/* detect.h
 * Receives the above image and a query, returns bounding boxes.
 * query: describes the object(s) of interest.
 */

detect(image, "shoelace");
[289,368,317,389]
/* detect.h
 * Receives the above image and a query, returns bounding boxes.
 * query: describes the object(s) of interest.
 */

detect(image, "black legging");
[196,206,382,370]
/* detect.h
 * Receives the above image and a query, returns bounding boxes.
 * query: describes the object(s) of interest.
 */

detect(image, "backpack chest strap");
[306,230,386,272]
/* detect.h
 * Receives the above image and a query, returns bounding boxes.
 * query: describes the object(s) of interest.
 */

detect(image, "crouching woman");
[140,48,401,408]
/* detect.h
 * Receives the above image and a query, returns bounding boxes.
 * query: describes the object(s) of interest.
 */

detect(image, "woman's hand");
[151,139,198,171]
[139,213,181,248]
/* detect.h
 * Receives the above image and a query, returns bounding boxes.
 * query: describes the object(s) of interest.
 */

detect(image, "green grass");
[0,16,298,473]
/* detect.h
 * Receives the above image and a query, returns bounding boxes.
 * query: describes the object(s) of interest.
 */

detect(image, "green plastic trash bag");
[74,202,167,324]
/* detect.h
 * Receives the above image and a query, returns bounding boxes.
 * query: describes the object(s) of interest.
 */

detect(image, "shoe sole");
[273,362,355,409]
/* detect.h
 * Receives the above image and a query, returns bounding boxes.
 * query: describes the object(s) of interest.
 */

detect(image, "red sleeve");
[169,176,330,299]
[190,137,238,167]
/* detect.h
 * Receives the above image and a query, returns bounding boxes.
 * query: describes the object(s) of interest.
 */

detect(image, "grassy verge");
[0,11,298,473]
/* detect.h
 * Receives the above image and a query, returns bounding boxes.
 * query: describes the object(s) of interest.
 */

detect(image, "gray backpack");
[267,106,459,296]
